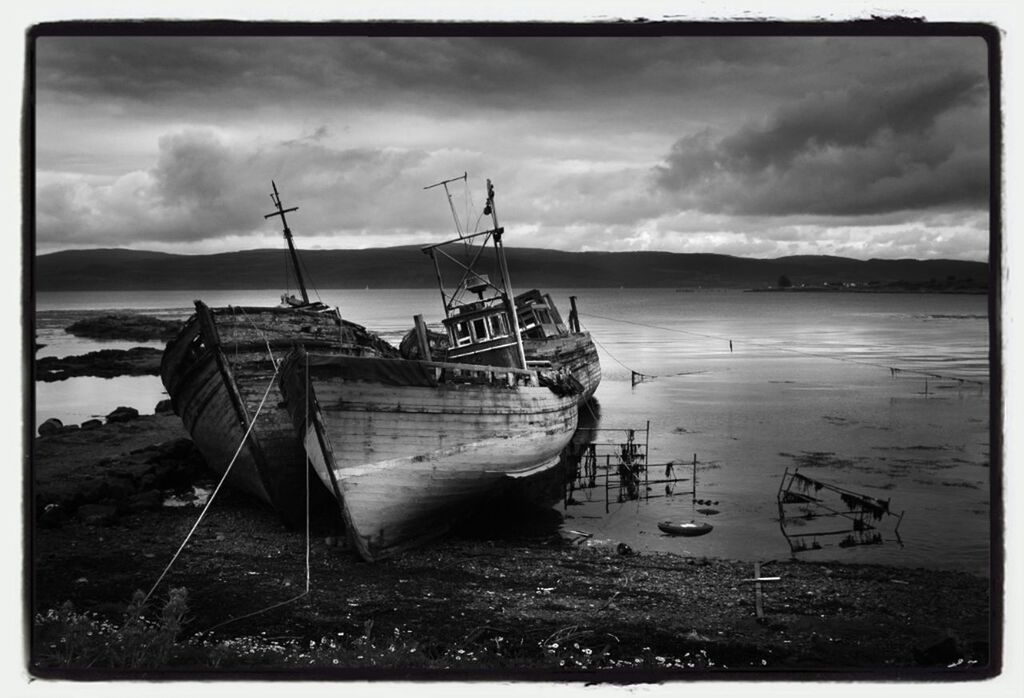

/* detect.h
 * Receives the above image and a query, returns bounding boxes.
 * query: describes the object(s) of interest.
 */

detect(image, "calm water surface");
[33,288,992,574]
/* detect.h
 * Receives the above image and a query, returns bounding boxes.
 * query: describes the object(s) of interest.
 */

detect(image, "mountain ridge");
[33,247,989,291]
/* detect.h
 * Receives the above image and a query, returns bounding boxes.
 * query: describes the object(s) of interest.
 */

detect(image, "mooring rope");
[144,365,282,605]
[581,309,986,387]
[582,321,708,383]
[304,351,311,592]
[235,305,277,368]
[200,353,315,635]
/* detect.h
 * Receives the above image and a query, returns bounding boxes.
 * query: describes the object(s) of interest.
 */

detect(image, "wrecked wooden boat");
[279,178,581,560]
[159,182,397,526]
[280,350,579,561]
[398,173,601,406]
[400,288,601,405]
[518,290,601,403]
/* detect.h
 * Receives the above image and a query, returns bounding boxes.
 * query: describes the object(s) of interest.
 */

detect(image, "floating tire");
[657,520,713,537]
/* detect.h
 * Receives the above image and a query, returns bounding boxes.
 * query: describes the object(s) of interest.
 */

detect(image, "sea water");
[32,288,992,573]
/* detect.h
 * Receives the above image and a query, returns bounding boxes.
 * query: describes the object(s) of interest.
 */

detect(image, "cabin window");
[488,314,508,338]
[472,317,489,340]
[536,309,552,325]
[454,321,472,346]
[518,312,537,330]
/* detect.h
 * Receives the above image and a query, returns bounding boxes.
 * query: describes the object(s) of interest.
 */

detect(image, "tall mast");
[264,180,309,305]
[485,180,528,370]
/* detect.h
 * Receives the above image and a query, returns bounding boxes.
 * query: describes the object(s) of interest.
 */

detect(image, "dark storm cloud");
[33,36,862,116]
[33,33,991,258]
[654,68,988,216]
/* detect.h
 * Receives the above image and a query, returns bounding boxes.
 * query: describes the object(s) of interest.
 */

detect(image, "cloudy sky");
[33,29,991,260]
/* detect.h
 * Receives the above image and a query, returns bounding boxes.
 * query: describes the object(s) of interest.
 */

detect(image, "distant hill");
[32,247,989,292]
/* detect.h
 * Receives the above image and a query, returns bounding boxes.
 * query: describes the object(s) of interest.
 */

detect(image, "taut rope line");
[200,353,315,634]
[144,364,282,604]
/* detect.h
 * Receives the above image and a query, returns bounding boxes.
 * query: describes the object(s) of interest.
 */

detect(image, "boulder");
[38,418,64,437]
[106,406,139,423]
[81,419,103,430]
[154,399,174,414]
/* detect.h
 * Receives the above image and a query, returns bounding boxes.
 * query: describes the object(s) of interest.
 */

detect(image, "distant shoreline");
[35,247,989,293]
[744,287,988,295]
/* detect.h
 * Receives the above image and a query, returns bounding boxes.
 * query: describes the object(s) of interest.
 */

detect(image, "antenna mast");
[424,172,468,238]
[264,180,309,305]
[485,179,528,370]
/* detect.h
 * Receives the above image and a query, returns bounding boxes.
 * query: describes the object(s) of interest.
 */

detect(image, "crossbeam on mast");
[264,180,309,305]
[424,172,467,238]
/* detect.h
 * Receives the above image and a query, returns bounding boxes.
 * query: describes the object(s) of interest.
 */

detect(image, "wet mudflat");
[30,420,993,679]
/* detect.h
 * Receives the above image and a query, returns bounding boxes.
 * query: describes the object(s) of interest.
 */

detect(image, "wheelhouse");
[515,289,567,339]
[443,296,521,367]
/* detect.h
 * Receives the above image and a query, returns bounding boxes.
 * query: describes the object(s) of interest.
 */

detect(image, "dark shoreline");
[29,416,995,677]
[745,287,988,295]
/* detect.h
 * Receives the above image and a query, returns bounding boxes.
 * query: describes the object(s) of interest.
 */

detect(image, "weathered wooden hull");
[404,330,602,406]
[279,351,580,561]
[524,331,601,404]
[159,302,396,526]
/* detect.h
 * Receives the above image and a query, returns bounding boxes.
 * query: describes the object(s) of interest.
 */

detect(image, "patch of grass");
[34,587,189,669]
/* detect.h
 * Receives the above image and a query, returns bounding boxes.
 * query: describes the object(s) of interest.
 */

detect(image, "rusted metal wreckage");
[561,423,716,536]
[777,468,904,553]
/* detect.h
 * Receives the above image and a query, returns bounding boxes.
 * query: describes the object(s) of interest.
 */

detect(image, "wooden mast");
[485,179,529,370]
[264,180,310,305]
[421,176,529,370]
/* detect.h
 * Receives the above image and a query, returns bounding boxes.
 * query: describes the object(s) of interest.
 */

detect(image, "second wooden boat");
[160,183,397,526]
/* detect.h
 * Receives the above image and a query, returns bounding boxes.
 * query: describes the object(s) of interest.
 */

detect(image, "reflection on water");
[35,375,170,425]
[33,289,991,573]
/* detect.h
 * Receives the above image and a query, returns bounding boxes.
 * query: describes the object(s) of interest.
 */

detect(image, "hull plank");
[524,332,601,402]
[172,351,270,503]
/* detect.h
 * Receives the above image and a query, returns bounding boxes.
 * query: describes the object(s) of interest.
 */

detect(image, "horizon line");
[34,245,990,265]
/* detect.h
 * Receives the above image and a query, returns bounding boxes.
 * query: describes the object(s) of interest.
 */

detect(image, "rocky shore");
[64,313,183,342]
[29,412,996,679]
[35,347,165,381]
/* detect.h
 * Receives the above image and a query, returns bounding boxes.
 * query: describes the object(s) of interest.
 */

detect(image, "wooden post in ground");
[605,454,610,513]
[740,561,782,623]
[754,561,765,620]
